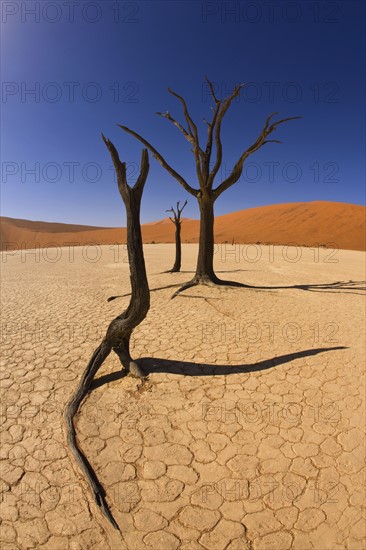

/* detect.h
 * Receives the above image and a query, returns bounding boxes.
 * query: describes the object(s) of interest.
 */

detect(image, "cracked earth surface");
[1,244,365,549]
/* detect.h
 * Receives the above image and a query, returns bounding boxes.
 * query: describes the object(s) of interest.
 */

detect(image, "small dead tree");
[118,78,301,297]
[64,137,150,530]
[166,199,187,272]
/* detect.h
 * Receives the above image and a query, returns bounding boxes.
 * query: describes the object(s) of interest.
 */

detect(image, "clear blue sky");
[1,0,365,226]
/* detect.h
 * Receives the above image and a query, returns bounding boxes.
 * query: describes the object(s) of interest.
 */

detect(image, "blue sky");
[1,0,365,225]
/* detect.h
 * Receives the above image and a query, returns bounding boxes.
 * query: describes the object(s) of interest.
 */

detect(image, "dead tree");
[118,78,302,297]
[166,199,187,272]
[64,137,150,530]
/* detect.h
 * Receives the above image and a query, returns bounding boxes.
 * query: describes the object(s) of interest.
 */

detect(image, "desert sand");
[0,242,365,549]
[1,201,365,252]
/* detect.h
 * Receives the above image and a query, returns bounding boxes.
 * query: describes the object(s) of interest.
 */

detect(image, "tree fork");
[64,138,150,531]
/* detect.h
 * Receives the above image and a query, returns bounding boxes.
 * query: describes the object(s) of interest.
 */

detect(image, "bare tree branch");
[207,83,246,189]
[134,148,150,191]
[156,111,194,146]
[102,135,149,201]
[168,87,205,185]
[213,114,302,198]
[118,125,198,197]
[202,79,222,181]
[263,139,282,145]
[101,133,127,194]
[168,88,200,143]
[178,199,188,216]
[166,199,187,223]
[204,76,220,105]
[269,116,302,132]
[263,111,280,129]
[166,207,176,222]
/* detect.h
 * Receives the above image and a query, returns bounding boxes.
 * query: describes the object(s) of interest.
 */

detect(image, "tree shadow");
[92,346,347,388]
[160,269,249,274]
[178,295,225,300]
[107,280,365,301]
[107,283,181,301]
[173,279,365,297]
[232,279,365,296]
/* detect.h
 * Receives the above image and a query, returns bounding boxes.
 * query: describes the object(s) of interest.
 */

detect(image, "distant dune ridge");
[1,201,365,252]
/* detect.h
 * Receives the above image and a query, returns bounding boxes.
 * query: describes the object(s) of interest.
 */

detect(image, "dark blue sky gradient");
[1,0,365,225]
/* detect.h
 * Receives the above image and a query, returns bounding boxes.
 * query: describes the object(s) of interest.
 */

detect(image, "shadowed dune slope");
[1,201,365,251]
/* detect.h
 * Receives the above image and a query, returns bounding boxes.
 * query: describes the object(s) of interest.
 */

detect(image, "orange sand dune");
[1,201,365,252]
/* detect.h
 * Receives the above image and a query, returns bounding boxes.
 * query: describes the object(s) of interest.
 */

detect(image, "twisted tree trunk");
[64,140,150,530]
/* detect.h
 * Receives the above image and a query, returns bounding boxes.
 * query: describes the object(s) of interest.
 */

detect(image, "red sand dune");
[1,201,365,252]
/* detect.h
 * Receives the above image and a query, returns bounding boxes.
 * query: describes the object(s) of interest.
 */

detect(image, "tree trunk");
[195,195,217,281]
[64,142,150,530]
[114,191,150,330]
[172,194,249,297]
[170,222,182,272]
[171,195,218,297]
[110,194,149,377]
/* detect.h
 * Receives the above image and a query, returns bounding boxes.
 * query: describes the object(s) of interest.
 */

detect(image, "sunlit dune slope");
[1,201,365,252]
